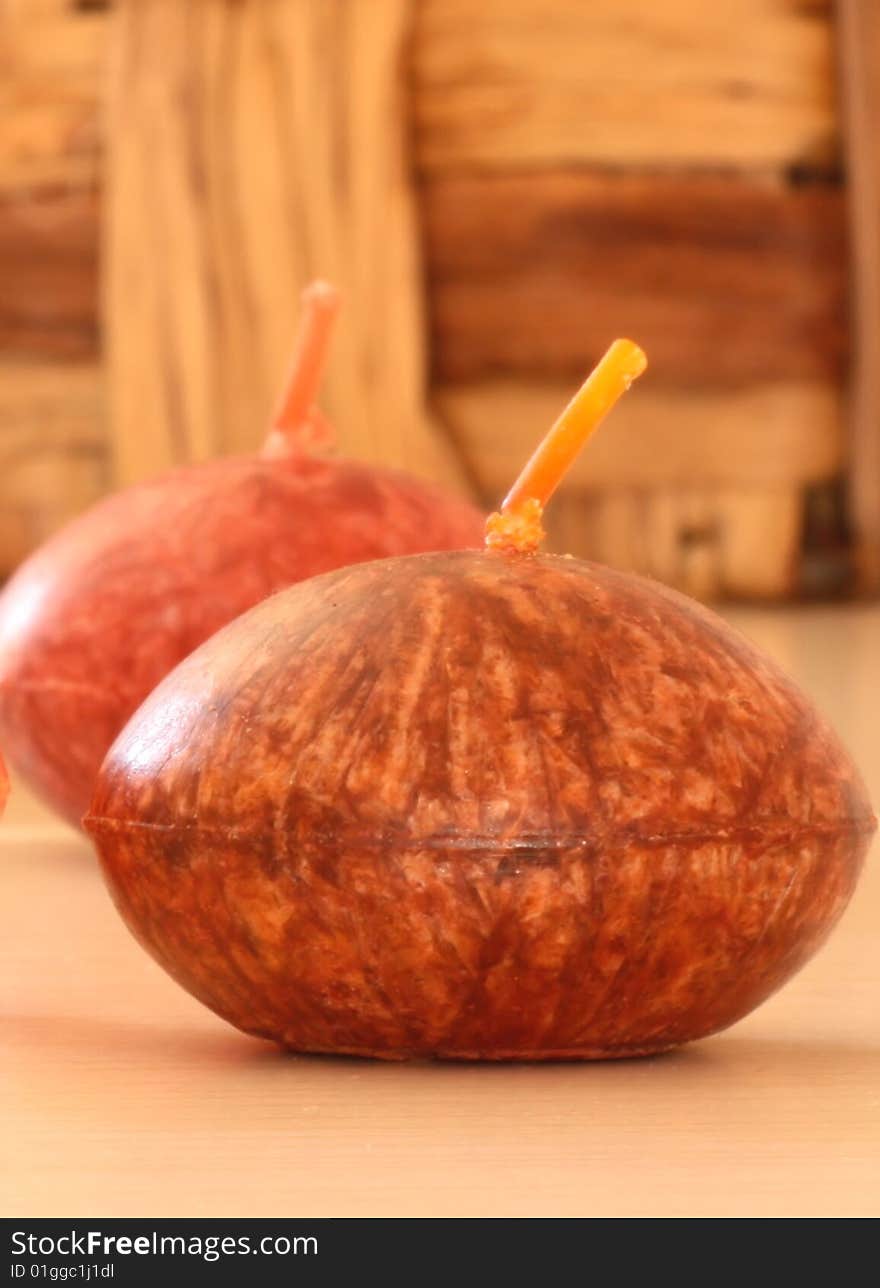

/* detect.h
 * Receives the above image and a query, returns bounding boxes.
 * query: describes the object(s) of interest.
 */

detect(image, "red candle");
[0,284,483,828]
[85,342,874,1060]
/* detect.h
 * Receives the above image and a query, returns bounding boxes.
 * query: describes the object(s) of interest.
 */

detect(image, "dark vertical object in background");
[838,0,880,592]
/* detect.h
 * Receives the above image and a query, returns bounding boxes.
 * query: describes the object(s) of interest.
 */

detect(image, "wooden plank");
[0,357,102,450]
[438,375,828,599]
[543,486,803,601]
[715,488,802,597]
[0,1,106,195]
[423,169,848,386]
[0,186,99,357]
[0,0,106,571]
[0,359,106,575]
[436,379,843,498]
[837,1,880,591]
[413,0,837,172]
[106,0,471,493]
[449,381,843,496]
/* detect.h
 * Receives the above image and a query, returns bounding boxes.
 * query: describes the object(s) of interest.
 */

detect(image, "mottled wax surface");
[0,455,483,827]
[87,551,874,1060]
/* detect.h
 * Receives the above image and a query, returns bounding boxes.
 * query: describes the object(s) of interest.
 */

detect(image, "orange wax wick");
[485,338,647,554]
[264,280,341,455]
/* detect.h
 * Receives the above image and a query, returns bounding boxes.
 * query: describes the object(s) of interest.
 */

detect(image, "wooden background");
[0,0,871,599]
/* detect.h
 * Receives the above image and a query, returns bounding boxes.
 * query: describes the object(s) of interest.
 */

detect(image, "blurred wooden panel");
[0,0,851,603]
[0,359,105,575]
[0,2,106,577]
[443,376,833,599]
[414,0,837,172]
[423,170,848,385]
[0,358,101,454]
[0,0,106,195]
[838,0,880,592]
[715,489,802,597]
[106,0,470,493]
[546,486,803,601]
[0,186,98,357]
[437,380,843,496]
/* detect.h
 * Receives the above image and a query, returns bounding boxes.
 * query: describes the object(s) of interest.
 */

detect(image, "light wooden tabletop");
[3,604,879,1218]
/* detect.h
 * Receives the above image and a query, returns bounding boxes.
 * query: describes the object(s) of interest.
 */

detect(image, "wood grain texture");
[437,378,841,597]
[544,487,804,601]
[413,0,838,172]
[87,551,873,1059]
[0,2,838,186]
[0,359,105,576]
[0,185,98,357]
[0,0,105,194]
[438,380,843,493]
[837,0,880,591]
[0,0,852,599]
[0,2,106,575]
[423,170,849,385]
[4,603,880,1216]
[106,0,470,492]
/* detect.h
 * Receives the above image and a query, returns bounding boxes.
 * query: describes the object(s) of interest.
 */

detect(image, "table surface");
[3,603,880,1218]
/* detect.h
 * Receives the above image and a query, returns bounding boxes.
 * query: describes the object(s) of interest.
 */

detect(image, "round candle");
[85,343,875,1059]
[0,284,483,828]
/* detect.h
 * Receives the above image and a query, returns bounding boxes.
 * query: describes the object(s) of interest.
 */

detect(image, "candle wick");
[485,499,546,555]
[485,339,647,555]
[262,281,341,459]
